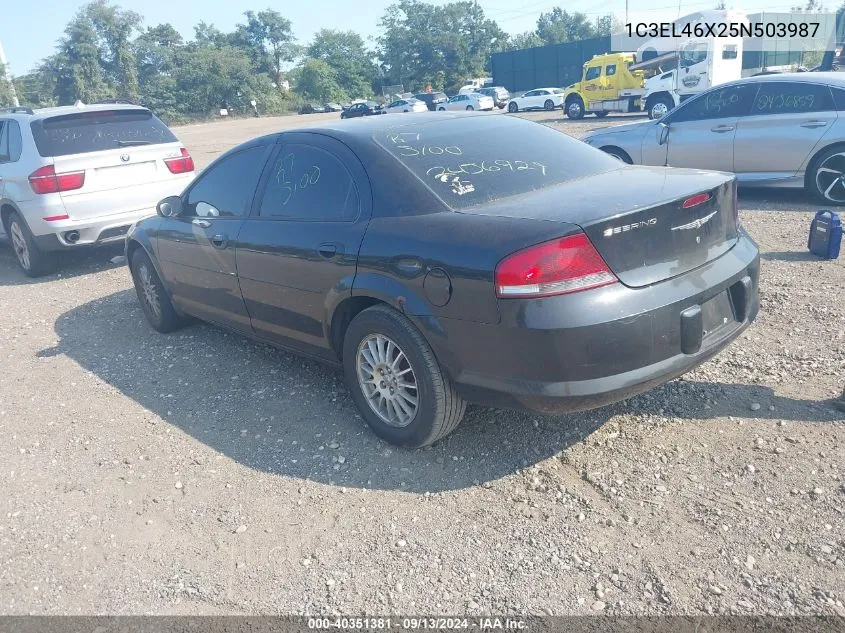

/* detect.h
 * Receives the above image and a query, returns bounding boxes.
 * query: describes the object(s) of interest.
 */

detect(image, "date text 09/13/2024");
[307,617,528,630]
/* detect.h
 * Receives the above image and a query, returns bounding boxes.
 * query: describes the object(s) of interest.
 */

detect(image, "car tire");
[5,211,55,278]
[130,249,185,333]
[594,111,609,118]
[438,107,446,111]
[342,305,466,448]
[544,99,554,111]
[565,96,585,119]
[807,145,845,205]
[466,105,474,111]
[507,102,518,113]
[647,95,673,120]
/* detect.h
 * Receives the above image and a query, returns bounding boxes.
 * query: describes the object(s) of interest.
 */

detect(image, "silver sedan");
[582,72,845,204]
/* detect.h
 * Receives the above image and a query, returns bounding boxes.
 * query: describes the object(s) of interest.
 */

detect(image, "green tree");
[0,63,16,107]
[234,9,299,91]
[308,30,376,98]
[510,31,543,50]
[173,44,273,116]
[84,0,143,102]
[53,12,109,104]
[294,58,345,101]
[536,8,595,45]
[378,0,507,92]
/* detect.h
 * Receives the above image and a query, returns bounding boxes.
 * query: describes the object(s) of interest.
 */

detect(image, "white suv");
[0,103,195,276]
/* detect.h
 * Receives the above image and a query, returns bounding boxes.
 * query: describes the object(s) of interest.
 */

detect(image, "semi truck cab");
[563,53,649,119]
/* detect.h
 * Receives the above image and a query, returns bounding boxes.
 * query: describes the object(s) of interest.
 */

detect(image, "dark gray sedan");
[126,113,759,447]
[583,72,845,204]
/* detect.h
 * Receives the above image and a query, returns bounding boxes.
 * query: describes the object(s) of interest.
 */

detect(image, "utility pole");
[0,40,21,107]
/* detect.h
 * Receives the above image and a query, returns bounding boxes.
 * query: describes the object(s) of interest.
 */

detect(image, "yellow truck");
[562,53,650,119]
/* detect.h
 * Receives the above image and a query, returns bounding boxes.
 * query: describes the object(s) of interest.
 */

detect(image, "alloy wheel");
[356,333,418,428]
[9,221,30,270]
[650,101,669,119]
[567,101,582,118]
[815,153,845,203]
[138,262,161,318]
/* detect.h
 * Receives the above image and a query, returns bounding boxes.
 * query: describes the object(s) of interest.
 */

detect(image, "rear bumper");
[431,230,760,414]
[32,207,159,250]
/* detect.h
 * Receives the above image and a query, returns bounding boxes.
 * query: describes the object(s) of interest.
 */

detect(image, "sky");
[1,0,803,76]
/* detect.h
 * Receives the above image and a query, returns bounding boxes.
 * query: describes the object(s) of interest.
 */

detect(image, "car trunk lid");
[30,108,188,221]
[51,143,187,220]
[459,165,739,288]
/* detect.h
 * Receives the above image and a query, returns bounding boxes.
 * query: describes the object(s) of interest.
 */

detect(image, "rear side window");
[378,117,620,210]
[606,65,617,76]
[259,145,359,221]
[751,82,834,115]
[670,84,757,122]
[185,145,268,218]
[30,109,177,158]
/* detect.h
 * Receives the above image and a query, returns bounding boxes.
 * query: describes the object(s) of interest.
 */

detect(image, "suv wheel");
[5,212,55,277]
[130,249,185,333]
[343,305,466,448]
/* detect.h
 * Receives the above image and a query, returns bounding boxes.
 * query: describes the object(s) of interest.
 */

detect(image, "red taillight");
[495,233,617,298]
[164,148,194,174]
[28,165,85,195]
[682,192,711,209]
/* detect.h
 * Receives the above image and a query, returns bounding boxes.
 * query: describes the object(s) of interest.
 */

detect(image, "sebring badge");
[671,210,718,232]
[603,218,657,237]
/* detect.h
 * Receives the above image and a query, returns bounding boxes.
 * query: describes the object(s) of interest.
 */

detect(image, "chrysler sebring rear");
[126,113,759,447]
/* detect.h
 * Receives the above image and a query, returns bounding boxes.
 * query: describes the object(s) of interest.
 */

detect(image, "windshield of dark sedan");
[376,116,620,209]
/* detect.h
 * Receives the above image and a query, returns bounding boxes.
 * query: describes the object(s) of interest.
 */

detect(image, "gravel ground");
[0,110,843,616]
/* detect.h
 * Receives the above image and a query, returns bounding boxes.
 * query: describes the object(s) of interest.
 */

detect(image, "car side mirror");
[157,195,183,217]
[658,122,670,146]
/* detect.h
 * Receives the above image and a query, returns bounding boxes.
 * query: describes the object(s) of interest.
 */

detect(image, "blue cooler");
[808,210,842,260]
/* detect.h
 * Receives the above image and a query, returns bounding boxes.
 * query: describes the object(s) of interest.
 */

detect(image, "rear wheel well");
[1,204,18,232]
[126,239,142,263]
[805,141,845,188]
[599,146,633,164]
[330,296,387,360]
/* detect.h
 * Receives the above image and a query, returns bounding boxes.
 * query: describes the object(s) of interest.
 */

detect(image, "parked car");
[438,93,495,111]
[0,104,195,277]
[340,102,384,119]
[582,73,845,204]
[300,104,327,114]
[414,92,449,111]
[126,112,759,448]
[383,98,429,114]
[477,86,511,109]
[506,88,566,112]
[324,103,343,112]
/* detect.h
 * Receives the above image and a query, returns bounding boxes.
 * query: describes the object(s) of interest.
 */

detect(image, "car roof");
[728,71,845,87]
[1,102,150,122]
[295,111,495,139]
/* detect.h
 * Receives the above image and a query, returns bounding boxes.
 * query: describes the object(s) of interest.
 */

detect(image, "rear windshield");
[377,117,619,209]
[30,109,177,157]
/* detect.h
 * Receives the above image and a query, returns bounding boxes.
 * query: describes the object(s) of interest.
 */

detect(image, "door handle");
[192,218,211,228]
[318,243,337,258]
[710,125,735,133]
[211,234,228,249]
[800,120,828,128]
